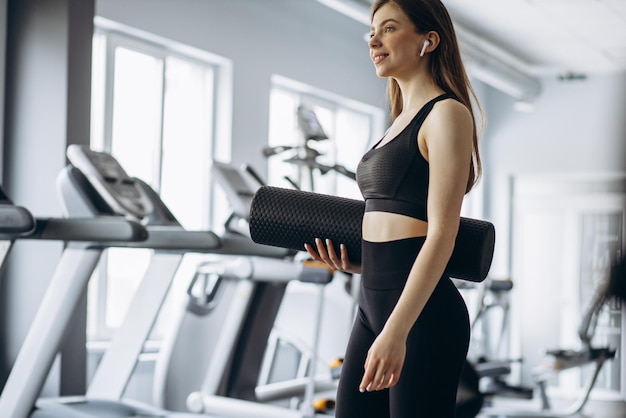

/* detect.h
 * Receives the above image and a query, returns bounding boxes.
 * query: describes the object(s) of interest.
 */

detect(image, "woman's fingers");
[313,238,339,270]
[325,239,341,264]
[359,356,375,392]
[327,239,356,272]
[306,238,355,273]
[372,360,392,391]
[339,243,349,263]
[360,366,399,392]
[315,238,331,261]
[360,365,386,392]
[304,243,322,262]
[359,346,403,392]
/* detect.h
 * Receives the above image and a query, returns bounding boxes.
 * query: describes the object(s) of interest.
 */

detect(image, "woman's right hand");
[304,238,361,275]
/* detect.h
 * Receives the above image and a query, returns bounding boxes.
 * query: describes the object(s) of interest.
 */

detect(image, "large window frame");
[89,18,233,342]
[267,74,385,198]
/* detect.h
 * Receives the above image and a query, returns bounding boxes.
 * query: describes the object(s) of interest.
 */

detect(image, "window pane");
[90,32,106,151]
[335,109,370,199]
[268,85,373,198]
[306,105,335,194]
[268,89,300,188]
[160,57,215,230]
[111,47,164,185]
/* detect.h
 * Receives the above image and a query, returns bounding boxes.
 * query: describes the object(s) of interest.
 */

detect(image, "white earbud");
[420,40,430,57]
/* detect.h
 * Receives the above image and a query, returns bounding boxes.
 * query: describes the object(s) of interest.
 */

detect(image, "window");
[89,19,232,341]
[267,75,384,199]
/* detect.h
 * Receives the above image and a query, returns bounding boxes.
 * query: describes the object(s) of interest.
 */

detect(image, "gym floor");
[476,398,626,418]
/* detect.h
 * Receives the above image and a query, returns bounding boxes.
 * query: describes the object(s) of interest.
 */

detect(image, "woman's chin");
[375,67,389,78]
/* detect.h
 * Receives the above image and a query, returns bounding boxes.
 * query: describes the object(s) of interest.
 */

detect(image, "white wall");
[481,72,626,391]
[96,0,389,173]
[483,72,626,278]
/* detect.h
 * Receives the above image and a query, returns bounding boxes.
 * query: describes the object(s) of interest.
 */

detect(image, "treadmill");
[153,160,307,412]
[0,145,225,418]
[0,183,151,417]
[157,162,339,418]
[0,145,321,418]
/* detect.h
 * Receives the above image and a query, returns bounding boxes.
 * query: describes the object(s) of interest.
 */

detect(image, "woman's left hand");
[304,238,361,275]
[359,330,406,392]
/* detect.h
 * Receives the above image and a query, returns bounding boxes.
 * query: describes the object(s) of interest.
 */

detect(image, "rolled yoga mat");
[249,186,495,282]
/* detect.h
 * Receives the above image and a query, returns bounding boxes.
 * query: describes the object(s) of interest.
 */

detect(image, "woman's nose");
[368,34,380,48]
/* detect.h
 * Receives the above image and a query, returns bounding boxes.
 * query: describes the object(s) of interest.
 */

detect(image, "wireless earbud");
[420,40,430,57]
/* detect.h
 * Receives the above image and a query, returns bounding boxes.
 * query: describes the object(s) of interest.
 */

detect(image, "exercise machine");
[0,178,158,417]
[155,160,348,418]
[1,144,299,417]
[470,278,533,401]
[478,265,620,417]
[263,104,356,192]
[43,147,331,418]
[455,277,536,418]
[262,105,360,407]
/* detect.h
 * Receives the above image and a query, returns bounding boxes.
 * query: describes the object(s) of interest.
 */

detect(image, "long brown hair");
[372,0,483,193]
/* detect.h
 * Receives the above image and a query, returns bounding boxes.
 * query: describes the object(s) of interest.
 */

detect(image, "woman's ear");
[421,31,440,56]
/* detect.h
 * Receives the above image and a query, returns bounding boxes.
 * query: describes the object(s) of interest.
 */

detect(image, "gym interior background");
[0,0,625,416]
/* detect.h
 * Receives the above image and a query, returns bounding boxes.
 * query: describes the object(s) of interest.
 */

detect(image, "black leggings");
[335,237,470,418]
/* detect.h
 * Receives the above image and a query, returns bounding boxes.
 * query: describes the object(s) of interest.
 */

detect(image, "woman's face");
[369,3,424,79]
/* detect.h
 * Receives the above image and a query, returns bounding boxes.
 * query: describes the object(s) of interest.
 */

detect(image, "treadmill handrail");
[0,205,36,237]
[215,231,295,258]
[27,217,147,243]
[123,225,222,251]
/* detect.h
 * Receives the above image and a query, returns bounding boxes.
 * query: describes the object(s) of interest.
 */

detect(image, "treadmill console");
[297,105,328,141]
[211,161,263,220]
[66,145,154,219]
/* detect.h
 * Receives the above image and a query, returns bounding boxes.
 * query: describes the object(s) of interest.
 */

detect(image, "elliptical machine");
[263,105,356,192]
[478,264,620,417]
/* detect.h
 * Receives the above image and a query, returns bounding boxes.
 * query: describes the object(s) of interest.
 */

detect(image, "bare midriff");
[362,211,428,242]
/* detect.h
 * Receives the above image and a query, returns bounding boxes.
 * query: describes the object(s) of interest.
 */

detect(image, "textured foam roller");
[249,186,495,282]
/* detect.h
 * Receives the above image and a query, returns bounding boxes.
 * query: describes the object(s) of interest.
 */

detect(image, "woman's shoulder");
[435,95,470,116]
[426,97,472,135]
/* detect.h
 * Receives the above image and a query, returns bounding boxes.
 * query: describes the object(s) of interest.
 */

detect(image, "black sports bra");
[356,93,455,221]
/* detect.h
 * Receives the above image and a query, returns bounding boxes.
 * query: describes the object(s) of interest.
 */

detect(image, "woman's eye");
[369,26,394,39]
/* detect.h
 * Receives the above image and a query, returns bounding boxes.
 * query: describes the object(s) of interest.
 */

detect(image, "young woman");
[305,0,483,416]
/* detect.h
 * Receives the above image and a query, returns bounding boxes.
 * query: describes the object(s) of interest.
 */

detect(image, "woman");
[305,0,483,416]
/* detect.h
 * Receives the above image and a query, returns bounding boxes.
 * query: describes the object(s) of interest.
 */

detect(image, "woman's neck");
[395,74,443,117]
